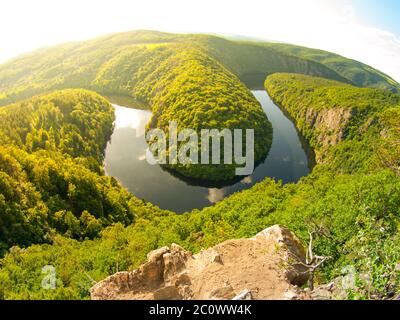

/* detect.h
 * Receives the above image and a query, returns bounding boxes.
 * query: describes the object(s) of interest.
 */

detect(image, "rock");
[147,246,169,262]
[283,289,299,300]
[163,245,191,280]
[303,107,354,163]
[195,248,223,267]
[305,107,353,148]
[326,281,335,291]
[210,251,223,264]
[232,290,252,300]
[153,286,182,300]
[90,272,131,300]
[255,225,309,286]
[311,277,348,300]
[208,284,236,300]
[91,225,311,300]
[173,272,191,287]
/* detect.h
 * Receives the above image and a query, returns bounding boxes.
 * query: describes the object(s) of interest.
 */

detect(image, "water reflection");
[114,107,151,132]
[207,188,226,204]
[104,91,313,213]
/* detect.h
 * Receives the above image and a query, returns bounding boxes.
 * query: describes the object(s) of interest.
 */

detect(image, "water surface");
[104,91,312,213]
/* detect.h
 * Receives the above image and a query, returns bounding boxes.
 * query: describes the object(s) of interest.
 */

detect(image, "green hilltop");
[1,30,399,180]
[0,30,398,107]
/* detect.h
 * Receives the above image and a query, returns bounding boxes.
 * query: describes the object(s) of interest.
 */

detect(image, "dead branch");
[288,229,332,290]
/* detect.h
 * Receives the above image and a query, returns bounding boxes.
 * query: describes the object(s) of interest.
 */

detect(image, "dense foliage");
[0,89,115,160]
[1,31,397,106]
[263,42,400,92]
[0,31,399,300]
[0,90,168,254]
[1,74,399,300]
[94,43,272,180]
[1,30,397,180]
[265,74,400,159]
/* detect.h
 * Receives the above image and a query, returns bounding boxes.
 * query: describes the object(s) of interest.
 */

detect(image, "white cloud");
[207,188,225,204]
[345,26,400,82]
[0,0,399,81]
[241,176,253,185]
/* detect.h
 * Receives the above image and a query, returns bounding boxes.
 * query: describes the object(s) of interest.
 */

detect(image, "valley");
[104,90,312,213]
[0,31,399,300]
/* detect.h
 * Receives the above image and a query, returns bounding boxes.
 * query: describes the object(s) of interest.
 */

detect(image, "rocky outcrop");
[310,279,347,300]
[305,107,353,148]
[90,225,311,300]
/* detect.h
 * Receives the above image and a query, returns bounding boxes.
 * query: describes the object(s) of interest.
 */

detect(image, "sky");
[1,0,400,81]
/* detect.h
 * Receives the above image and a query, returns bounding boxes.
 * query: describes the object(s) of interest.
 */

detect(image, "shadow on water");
[159,154,272,189]
[104,90,315,213]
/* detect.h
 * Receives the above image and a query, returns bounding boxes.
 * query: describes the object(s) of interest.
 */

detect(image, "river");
[104,90,312,213]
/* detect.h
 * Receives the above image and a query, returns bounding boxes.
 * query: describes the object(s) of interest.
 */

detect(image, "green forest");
[0,31,399,300]
[1,31,398,180]
[0,90,169,253]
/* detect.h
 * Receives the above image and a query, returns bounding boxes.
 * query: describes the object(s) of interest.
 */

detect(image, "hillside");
[1,31,277,181]
[0,90,169,253]
[2,31,399,181]
[0,31,399,300]
[1,30,398,106]
[93,42,273,180]
[264,42,400,92]
[1,73,399,300]
[265,73,400,163]
[90,225,311,300]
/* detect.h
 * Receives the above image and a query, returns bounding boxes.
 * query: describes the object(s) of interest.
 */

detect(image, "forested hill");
[0,30,400,300]
[1,30,398,181]
[262,42,400,92]
[0,89,114,160]
[1,75,399,299]
[0,30,399,108]
[0,90,168,253]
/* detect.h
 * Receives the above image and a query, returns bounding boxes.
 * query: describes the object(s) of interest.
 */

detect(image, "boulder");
[208,284,236,300]
[255,225,309,286]
[91,225,311,300]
